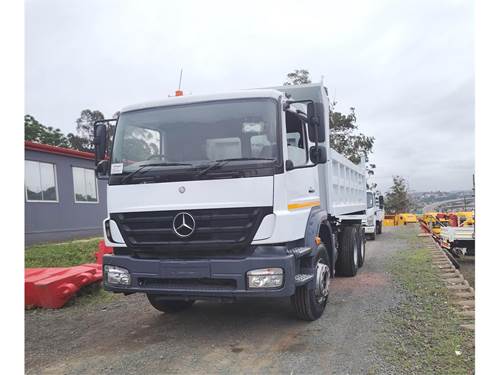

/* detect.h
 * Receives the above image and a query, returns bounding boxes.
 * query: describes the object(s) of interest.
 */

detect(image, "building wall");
[25,150,107,245]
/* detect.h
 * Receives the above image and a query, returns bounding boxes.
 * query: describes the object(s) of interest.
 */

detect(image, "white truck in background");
[364,190,384,240]
[365,190,377,240]
[94,82,368,321]
[375,193,385,235]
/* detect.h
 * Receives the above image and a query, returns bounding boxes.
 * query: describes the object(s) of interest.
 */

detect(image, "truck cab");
[364,191,376,240]
[375,193,385,235]
[94,83,368,321]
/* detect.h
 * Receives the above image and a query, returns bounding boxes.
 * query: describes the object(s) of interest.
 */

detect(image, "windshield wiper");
[120,162,192,184]
[196,157,275,178]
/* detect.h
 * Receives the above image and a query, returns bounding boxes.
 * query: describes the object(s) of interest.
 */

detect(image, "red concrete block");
[25,264,102,309]
[95,240,113,265]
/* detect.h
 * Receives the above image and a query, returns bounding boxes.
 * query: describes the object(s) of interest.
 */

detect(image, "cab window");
[285,111,308,167]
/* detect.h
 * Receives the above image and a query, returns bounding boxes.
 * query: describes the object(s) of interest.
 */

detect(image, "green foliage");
[67,132,93,153]
[329,107,375,164]
[283,69,375,168]
[25,238,101,268]
[68,109,105,152]
[284,69,312,86]
[24,115,70,147]
[385,175,411,214]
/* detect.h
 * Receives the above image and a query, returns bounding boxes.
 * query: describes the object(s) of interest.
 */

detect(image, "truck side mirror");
[94,123,107,163]
[307,102,326,143]
[309,145,327,164]
[96,159,109,179]
[379,196,384,209]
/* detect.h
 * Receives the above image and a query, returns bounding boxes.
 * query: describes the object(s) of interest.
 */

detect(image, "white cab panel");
[107,176,274,214]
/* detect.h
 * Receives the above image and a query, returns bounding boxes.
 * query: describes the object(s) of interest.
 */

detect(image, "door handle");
[308,187,315,193]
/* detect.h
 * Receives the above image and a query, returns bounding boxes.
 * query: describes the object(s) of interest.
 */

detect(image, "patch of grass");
[25,238,102,268]
[380,243,474,374]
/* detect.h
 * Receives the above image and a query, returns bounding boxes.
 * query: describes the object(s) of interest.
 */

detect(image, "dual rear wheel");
[335,225,365,276]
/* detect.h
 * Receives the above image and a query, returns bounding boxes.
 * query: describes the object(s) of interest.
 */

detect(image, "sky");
[25,0,474,193]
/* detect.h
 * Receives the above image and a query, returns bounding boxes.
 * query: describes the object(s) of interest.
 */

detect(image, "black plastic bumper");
[103,245,297,299]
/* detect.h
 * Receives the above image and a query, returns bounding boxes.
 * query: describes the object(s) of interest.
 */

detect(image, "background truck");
[365,190,384,240]
[375,193,385,235]
[365,190,376,240]
[93,82,368,321]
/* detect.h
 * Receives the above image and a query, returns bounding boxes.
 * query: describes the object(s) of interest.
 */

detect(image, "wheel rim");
[315,262,330,304]
[353,236,358,266]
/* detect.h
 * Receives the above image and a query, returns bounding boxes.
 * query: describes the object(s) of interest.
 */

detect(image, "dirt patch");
[333,271,389,295]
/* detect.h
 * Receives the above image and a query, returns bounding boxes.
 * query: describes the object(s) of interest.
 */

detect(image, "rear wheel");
[335,226,359,277]
[292,244,330,321]
[147,295,195,313]
[376,221,382,235]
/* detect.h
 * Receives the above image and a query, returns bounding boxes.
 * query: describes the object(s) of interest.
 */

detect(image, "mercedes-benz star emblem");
[172,212,195,238]
[178,186,186,194]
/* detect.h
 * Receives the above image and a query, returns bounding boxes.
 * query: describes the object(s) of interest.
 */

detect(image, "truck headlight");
[247,268,283,288]
[104,265,131,286]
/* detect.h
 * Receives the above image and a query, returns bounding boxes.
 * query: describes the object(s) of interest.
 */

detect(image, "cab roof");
[121,89,283,113]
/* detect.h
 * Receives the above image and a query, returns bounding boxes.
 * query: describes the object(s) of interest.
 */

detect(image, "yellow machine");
[422,212,447,235]
[400,213,418,224]
[383,214,396,226]
[383,213,418,226]
[454,211,475,226]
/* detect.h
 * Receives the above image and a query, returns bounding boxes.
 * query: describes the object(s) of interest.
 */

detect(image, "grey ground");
[26,227,408,375]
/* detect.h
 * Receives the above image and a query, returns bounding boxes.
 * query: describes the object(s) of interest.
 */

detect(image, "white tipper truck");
[93,83,368,321]
[365,190,384,240]
[364,190,377,240]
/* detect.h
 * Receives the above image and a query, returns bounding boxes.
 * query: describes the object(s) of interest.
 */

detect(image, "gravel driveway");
[26,227,406,374]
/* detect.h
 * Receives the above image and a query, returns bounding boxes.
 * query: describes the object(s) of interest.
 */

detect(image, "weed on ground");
[379,229,474,374]
[25,238,102,268]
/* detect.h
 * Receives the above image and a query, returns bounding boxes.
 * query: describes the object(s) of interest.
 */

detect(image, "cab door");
[284,111,320,214]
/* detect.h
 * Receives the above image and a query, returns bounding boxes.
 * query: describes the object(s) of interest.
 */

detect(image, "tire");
[376,221,382,235]
[335,226,359,277]
[292,244,331,321]
[146,295,195,313]
[357,226,366,268]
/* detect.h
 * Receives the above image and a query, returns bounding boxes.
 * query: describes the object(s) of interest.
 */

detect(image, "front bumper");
[365,225,375,234]
[103,245,297,299]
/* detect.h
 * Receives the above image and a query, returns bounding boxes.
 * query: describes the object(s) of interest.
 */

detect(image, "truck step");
[295,274,314,285]
[287,247,312,258]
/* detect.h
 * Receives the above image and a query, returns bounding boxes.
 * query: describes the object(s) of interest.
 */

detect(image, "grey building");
[25,141,107,245]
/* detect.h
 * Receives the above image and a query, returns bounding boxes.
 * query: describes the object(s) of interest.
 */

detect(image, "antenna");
[175,68,184,96]
[178,68,183,90]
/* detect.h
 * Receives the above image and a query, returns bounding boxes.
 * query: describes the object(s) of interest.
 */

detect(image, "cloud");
[25,0,474,192]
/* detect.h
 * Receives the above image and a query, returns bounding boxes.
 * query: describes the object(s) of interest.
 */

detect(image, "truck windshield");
[367,192,374,209]
[111,99,280,182]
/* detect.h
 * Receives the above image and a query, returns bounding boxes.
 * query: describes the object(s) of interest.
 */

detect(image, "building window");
[72,167,98,203]
[25,160,59,202]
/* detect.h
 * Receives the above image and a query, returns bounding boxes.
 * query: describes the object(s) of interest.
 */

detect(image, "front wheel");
[292,244,331,321]
[147,294,195,313]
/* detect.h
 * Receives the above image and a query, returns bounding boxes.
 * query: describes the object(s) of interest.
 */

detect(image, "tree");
[283,69,375,168]
[68,109,105,152]
[284,69,312,86]
[384,176,411,214]
[24,115,70,147]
